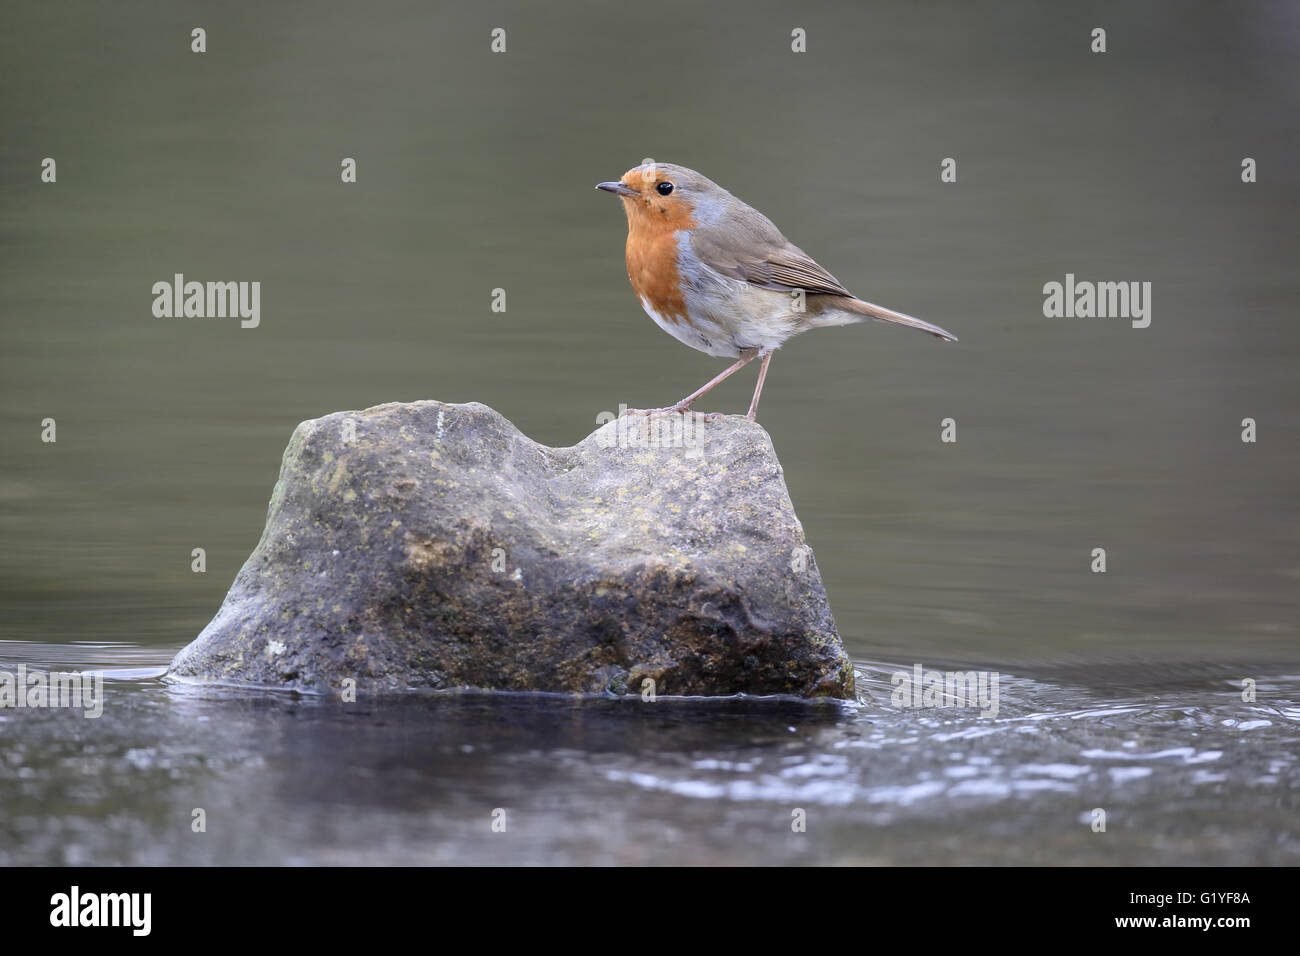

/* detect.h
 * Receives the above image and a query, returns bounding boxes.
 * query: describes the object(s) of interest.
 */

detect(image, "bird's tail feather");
[837,297,958,342]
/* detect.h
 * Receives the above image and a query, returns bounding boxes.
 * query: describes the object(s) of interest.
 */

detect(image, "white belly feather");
[637,296,739,358]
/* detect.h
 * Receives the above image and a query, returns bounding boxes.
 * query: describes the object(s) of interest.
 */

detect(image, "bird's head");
[596,162,718,229]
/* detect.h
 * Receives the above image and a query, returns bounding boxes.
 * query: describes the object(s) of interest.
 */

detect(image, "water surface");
[1,644,1296,865]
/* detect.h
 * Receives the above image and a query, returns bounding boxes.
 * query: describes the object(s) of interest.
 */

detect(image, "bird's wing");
[691,226,852,298]
[736,244,853,297]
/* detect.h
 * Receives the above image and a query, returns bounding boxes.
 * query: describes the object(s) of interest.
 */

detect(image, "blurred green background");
[2,0,1297,676]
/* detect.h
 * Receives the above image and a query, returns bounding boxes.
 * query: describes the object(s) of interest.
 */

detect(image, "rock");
[167,401,855,699]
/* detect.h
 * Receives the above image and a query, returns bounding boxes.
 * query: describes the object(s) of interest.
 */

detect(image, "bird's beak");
[596,181,637,198]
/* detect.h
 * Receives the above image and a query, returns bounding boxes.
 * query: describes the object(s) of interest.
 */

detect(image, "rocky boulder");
[168,401,855,699]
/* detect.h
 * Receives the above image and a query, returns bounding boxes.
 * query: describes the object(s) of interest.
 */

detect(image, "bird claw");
[623,404,692,417]
[622,406,724,423]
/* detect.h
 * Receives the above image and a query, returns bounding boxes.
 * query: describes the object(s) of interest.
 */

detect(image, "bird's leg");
[626,349,758,417]
[746,352,772,421]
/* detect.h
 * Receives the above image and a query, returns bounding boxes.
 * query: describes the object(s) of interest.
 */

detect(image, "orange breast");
[623,199,696,324]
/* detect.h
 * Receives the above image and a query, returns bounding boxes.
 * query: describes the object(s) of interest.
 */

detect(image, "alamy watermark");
[0,664,104,718]
[595,405,706,457]
[891,663,1000,718]
[1042,273,1151,328]
[50,886,150,935]
[152,273,260,328]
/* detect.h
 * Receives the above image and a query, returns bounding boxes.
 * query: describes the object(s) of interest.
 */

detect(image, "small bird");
[596,163,956,420]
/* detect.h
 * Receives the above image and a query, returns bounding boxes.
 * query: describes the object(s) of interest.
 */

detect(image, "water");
[1,1,1298,864]
[1,648,1296,865]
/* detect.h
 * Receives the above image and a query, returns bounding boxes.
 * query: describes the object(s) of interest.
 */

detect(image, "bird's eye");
[657,181,674,195]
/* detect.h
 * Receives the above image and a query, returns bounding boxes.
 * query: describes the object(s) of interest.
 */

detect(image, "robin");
[597,162,956,421]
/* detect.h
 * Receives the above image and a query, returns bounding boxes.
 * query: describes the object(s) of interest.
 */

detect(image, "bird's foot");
[624,402,687,416]
[623,404,723,422]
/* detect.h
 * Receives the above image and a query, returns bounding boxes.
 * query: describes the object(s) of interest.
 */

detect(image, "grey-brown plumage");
[677,164,958,342]
[597,162,956,419]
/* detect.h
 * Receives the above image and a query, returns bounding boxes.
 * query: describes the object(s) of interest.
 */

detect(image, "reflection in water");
[0,648,1296,865]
